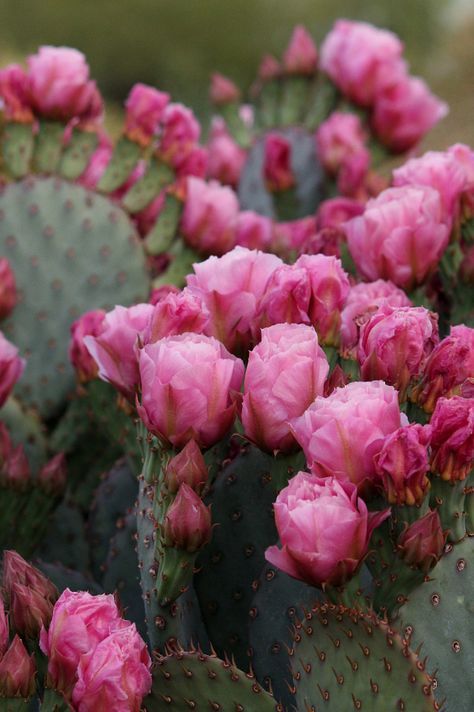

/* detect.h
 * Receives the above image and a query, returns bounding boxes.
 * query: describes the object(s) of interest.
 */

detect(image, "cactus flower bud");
[210,73,241,105]
[10,582,54,639]
[0,599,8,657]
[0,636,35,698]
[124,83,169,145]
[164,440,208,494]
[38,452,67,495]
[2,551,58,606]
[282,26,318,76]
[374,424,431,506]
[0,444,30,490]
[264,133,295,192]
[0,64,33,122]
[398,510,446,574]
[159,103,200,167]
[164,484,212,552]
[0,333,25,407]
[0,258,17,319]
[429,397,474,482]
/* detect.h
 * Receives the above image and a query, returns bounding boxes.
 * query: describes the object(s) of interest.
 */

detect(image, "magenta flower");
[69,309,106,383]
[124,83,169,144]
[430,396,474,482]
[180,176,239,255]
[282,26,318,75]
[0,332,25,407]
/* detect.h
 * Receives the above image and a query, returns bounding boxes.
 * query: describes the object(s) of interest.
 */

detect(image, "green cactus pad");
[0,396,48,474]
[88,457,138,580]
[398,537,474,711]
[144,648,279,711]
[194,443,280,669]
[0,176,150,418]
[34,559,103,594]
[1,122,35,179]
[291,603,439,711]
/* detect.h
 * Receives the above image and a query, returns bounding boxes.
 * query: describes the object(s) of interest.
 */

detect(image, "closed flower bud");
[398,510,446,574]
[0,636,35,698]
[0,599,8,657]
[266,473,389,588]
[0,332,25,408]
[258,54,281,82]
[1,444,30,490]
[10,582,54,639]
[38,452,67,495]
[282,26,318,76]
[0,64,33,122]
[164,484,212,552]
[164,440,208,494]
[159,103,201,167]
[358,306,439,399]
[207,119,247,188]
[264,133,295,192]
[0,258,17,319]
[124,83,169,145]
[209,73,240,105]
[429,397,474,482]
[2,551,58,606]
[374,424,431,506]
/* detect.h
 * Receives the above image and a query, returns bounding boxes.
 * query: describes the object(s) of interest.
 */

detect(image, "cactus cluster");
[0,19,473,712]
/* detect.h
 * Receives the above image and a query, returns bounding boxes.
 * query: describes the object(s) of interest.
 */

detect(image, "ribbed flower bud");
[0,635,36,698]
[398,510,446,574]
[163,484,212,553]
[164,440,208,495]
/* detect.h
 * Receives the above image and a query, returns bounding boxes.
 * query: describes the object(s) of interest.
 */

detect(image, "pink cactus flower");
[292,380,405,490]
[186,246,282,353]
[393,150,465,225]
[39,589,122,695]
[272,216,318,254]
[69,309,106,383]
[84,304,154,400]
[0,332,25,407]
[340,279,412,353]
[234,211,274,251]
[255,264,311,333]
[242,324,329,453]
[344,185,450,289]
[258,54,281,82]
[282,26,318,75]
[372,73,448,153]
[180,176,239,255]
[316,112,368,175]
[27,46,102,122]
[448,143,474,217]
[137,333,244,448]
[358,305,439,398]
[207,118,247,187]
[316,197,365,231]
[71,624,151,712]
[124,83,169,144]
[266,473,389,587]
[320,20,404,107]
[143,288,209,344]
[159,103,201,167]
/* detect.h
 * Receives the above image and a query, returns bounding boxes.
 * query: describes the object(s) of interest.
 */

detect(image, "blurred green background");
[0,0,473,147]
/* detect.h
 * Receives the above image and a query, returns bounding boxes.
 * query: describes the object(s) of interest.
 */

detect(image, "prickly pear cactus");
[291,602,439,711]
[0,176,149,418]
[398,537,474,712]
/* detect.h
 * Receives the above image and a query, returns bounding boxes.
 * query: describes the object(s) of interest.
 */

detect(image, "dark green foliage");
[34,501,90,572]
[88,458,137,580]
[0,396,48,475]
[398,537,474,711]
[144,648,279,712]
[0,176,149,418]
[34,559,102,594]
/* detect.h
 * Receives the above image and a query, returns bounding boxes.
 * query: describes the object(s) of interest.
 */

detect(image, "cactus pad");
[144,648,279,711]
[398,537,474,711]
[0,176,150,418]
[291,602,439,711]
